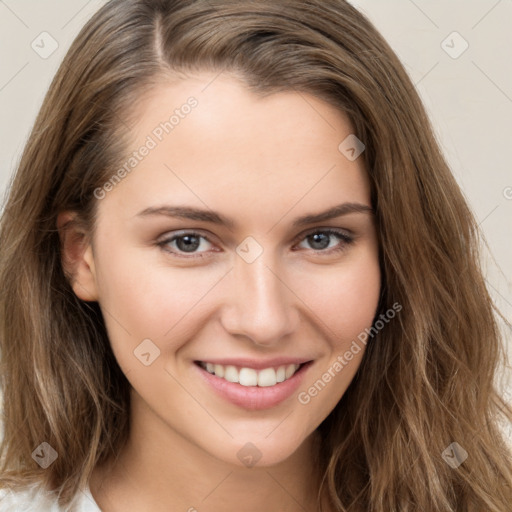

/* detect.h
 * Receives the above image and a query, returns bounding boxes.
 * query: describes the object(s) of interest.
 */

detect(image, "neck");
[89,392,327,512]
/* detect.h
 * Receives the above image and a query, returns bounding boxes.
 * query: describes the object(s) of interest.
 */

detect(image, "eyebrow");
[136,202,374,229]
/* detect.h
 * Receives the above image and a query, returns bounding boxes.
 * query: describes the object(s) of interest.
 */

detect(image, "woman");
[0,0,511,510]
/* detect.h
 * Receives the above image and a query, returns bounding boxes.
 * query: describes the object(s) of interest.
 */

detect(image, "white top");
[0,482,101,511]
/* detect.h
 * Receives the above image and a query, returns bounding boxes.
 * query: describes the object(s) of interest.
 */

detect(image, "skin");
[59,71,381,512]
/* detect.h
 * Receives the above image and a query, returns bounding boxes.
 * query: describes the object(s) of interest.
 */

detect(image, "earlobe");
[57,211,99,302]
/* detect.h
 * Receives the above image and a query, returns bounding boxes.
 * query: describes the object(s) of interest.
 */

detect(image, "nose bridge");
[221,246,297,344]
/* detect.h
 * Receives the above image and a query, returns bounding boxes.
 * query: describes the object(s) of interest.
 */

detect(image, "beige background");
[0,1,511,422]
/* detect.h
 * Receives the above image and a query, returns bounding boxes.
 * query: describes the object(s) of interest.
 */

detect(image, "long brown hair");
[1,0,511,510]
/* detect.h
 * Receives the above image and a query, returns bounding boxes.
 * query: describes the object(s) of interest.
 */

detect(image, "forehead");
[98,72,371,227]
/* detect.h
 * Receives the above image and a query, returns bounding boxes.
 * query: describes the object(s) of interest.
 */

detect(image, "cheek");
[93,244,228,353]
[94,229,380,372]
[292,252,380,418]
[293,250,381,347]
[97,244,380,330]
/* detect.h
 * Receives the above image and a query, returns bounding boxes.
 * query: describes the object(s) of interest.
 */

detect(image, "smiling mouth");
[195,361,306,387]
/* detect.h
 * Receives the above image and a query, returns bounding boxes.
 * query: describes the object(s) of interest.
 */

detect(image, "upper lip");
[195,357,313,370]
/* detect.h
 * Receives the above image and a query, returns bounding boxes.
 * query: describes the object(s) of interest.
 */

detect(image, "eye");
[294,228,354,254]
[157,231,215,258]
[157,228,354,259]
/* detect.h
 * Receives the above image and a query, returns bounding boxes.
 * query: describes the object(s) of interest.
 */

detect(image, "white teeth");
[214,364,225,378]
[199,362,301,387]
[224,365,238,383]
[285,364,296,379]
[257,368,277,387]
[239,368,258,387]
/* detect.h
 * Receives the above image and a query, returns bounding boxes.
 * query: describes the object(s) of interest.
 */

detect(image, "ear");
[56,211,99,301]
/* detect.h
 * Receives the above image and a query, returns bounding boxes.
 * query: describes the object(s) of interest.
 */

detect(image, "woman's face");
[74,72,381,467]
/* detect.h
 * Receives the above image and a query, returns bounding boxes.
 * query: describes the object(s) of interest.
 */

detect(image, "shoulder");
[0,483,100,512]
[0,483,60,511]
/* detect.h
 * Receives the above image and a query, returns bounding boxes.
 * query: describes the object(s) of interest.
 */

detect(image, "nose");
[219,252,299,346]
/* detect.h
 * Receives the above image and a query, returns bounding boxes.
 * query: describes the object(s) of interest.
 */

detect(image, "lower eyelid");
[158,229,353,257]
[157,233,214,255]
[295,229,352,244]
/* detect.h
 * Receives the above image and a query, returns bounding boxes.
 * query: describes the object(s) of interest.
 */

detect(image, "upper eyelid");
[292,226,353,242]
[159,227,352,251]
[158,229,215,245]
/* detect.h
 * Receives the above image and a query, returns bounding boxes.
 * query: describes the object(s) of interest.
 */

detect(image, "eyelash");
[157,228,354,259]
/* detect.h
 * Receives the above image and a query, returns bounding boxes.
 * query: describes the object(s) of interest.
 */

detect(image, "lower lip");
[194,361,312,411]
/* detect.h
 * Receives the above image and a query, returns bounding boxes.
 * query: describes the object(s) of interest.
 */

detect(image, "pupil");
[177,235,200,252]
[309,233,329,250]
